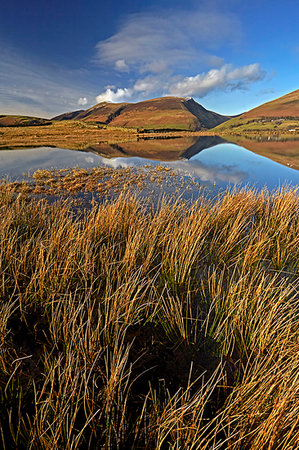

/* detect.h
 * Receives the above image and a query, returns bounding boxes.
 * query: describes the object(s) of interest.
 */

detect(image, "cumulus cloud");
[133,76,166,94]
[78,97,88,105]
[168,64,266,97]
[96,63,266,104]
[95,9,241,73]
[96,87,133,103]
[93,8,267,105]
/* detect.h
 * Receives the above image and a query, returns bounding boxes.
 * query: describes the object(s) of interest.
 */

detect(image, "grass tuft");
[0,183,298,448]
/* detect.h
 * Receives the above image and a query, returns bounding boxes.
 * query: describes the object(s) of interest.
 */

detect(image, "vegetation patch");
[0,182,298,448]
[1,166,202,199]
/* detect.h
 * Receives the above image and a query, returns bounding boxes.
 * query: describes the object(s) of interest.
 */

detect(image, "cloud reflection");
[0,143,297,192]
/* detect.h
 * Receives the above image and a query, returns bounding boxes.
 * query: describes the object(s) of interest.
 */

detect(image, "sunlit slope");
[109,97,231,130]
[242,89,299,118]
[52,97,232,131]
[213,89,299,133]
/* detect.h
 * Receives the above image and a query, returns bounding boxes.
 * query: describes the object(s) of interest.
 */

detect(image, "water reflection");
[0,136,298,192]
[86,136,228,161]
[225,136,299,170]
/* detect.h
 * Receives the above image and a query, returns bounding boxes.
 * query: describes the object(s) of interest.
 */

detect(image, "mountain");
[213,89,299,133]
[0,115,52,127]
[241,89,299,119]
[52,97,233,131]
[52,110,84,121]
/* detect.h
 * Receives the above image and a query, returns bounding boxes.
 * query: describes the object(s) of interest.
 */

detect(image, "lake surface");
[0,137,298,193]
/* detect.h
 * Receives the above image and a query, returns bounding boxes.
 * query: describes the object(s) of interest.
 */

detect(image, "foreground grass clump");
[0,187,298,449]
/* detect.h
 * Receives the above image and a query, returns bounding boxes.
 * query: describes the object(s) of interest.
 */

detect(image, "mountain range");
[52,96,233,131]
[1,90,298,132]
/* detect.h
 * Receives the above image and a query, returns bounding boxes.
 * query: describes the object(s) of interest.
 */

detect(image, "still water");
[0,137,298,192]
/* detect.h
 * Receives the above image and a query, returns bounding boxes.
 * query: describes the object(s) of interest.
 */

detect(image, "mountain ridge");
[52,96,234,131]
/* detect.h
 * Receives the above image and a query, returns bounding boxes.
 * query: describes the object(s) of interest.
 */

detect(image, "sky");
[0,0,298,118]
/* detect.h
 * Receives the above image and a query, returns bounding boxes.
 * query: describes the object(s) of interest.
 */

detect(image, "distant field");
[0,121,138,149]
[0,121,215,149]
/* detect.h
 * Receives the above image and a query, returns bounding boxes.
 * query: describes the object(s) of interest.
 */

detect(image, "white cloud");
[95,9,241,73]
[168,64,266,97]
[115,59,129,71]
[96,87,133,103]
[226,63,266,82]
[94,63,266,105]
[93,8,266,104]
[78,97,88,105]
[99,63,265,104]
[133,76,165,94]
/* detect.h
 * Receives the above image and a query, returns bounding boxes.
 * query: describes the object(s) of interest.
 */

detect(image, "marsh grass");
[1,166,201,199]
[0,184,298,449]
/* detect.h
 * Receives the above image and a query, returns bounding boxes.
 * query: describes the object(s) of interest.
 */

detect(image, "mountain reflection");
[226,136,299,170]
[86,136,228,161]
[0,136,298,190]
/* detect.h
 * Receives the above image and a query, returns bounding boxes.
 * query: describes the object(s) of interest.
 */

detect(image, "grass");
[0,121,138,149]
[0,182,298,448]
[0,166,202,199]
[0,121,215,150]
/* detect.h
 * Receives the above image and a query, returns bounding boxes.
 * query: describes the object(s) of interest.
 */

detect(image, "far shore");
[1,119,299,147]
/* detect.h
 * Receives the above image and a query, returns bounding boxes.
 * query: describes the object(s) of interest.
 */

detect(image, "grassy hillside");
[242,89,299,118]
[0,115,52,127]
[214,89,299,134]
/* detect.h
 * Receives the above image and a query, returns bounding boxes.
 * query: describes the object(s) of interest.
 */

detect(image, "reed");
[0,183,298,448]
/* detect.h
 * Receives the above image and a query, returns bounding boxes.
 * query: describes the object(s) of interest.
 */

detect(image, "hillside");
[52,97,232,131]
[214,89,299,134]
[0,115,52,127]
[52,110,84,121]
[242,89,299,118]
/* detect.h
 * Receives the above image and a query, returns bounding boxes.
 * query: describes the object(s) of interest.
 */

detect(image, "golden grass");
[0,184,298,448]
[0,121,215,149]
[1,166,202,198]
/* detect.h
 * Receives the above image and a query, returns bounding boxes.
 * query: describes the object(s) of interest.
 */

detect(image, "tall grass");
[0,186,298,448]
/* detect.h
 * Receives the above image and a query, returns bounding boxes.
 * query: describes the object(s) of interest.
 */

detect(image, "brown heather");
[0,181,298,449]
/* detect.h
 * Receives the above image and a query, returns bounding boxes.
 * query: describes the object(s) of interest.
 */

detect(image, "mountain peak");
[52,96,233,131]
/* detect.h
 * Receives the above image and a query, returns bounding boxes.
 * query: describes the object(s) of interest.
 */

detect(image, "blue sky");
[0,0,298,117]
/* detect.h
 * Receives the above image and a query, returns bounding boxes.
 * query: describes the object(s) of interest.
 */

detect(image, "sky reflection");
[0,141,298,192]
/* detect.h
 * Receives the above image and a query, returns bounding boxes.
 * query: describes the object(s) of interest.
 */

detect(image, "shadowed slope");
[0,115,52,127]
